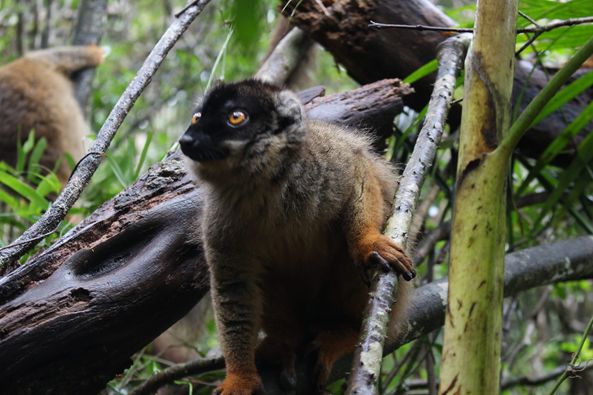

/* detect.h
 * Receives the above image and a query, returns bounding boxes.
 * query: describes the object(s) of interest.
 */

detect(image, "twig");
[129,355,225,395]
[400,359,593,392]
[369,21,473,33]
[345,33,472,395]
[413,221,451,265]
[0,0,212,269]
[425,337,437,395]
[502,360,593,391]
[519,16,593,34]
[502,366,565,391]
[516,191,549,208]
[518,11,539,28]
[0,229,57,252]
[550,315,593,394]
[369,16,593,34]
[381,340,423,390]
[516,31,542,56]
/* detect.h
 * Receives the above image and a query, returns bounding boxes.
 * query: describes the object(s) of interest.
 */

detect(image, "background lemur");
[0,46,103,183]
[180,79,415,394]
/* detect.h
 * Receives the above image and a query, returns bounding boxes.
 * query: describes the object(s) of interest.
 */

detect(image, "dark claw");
[369,251,416,280]
[369,251,390,272]
[402,271,414,281]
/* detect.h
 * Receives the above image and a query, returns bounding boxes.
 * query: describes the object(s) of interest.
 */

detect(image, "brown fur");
[0,46,103,182]
[182,82,414,394]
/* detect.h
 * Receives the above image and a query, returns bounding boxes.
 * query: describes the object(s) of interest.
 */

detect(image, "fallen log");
[0,79,411,395]
[281,0,593,164]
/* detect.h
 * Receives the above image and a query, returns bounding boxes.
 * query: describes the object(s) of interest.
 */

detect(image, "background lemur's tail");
[24,45,104,75]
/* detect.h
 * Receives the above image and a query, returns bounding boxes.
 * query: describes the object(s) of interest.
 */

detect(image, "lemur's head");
[180,79,305,181]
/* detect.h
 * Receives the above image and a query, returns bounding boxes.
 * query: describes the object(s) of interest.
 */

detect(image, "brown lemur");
[179,79,415,394]
[0,46,103,183]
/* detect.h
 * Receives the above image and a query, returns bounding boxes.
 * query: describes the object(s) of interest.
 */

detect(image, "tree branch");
[345,33,471,394]
[0,0,212,269]
[550,315,593,394]
[130,355,225,395]
[369,16,593,34]
[255,27,313,86]
[124,236,593,394]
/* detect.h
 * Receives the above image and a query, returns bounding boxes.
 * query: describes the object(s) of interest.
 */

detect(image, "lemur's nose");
[179,133,194,149]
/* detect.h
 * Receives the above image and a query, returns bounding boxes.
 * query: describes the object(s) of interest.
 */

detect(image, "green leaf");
[105,155,128,189]
[0,187,19,208]
[519,0,593,21]
[27,137,47,181]
[517,98,593,195]
[404,59,438,84]
[35,173,61,198]
[206,28,233,91]
[531,26,593,51]
[536,132,593,221]
[533,71,593,127]
[22,130,35,153]
[134,131,153,180]
[518,0,593,50]
[230,0,264,54]
[0,170,48,209]
[15,130,36,173]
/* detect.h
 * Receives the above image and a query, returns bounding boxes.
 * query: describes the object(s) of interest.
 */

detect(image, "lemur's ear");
[276,90,304,123]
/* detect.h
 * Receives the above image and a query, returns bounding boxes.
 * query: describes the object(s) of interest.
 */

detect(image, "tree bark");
[0,79,411,395]
[280,0,593,165]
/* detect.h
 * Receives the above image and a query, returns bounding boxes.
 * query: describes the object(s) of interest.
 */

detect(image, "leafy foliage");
[0,0,592,394]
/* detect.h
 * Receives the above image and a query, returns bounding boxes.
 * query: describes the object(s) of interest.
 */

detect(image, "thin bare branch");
[519,16,593,34]
[370,16,593,34]
[130,356,225,395]
[550,316,593,394]
[413,222,450,265]
[369,21,472,33]
[518,11,539,27]
[0,0,212,269]
[345,33,472,395]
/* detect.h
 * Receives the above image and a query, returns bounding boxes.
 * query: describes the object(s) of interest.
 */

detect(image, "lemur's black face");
[179,79,287,162]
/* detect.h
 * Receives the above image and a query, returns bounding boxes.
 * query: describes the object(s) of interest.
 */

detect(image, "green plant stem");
[549,314,593,395]
[499,35,593,156]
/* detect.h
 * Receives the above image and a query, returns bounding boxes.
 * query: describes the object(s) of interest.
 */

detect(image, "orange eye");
[191,112,201,125]
[227,110,248,127]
